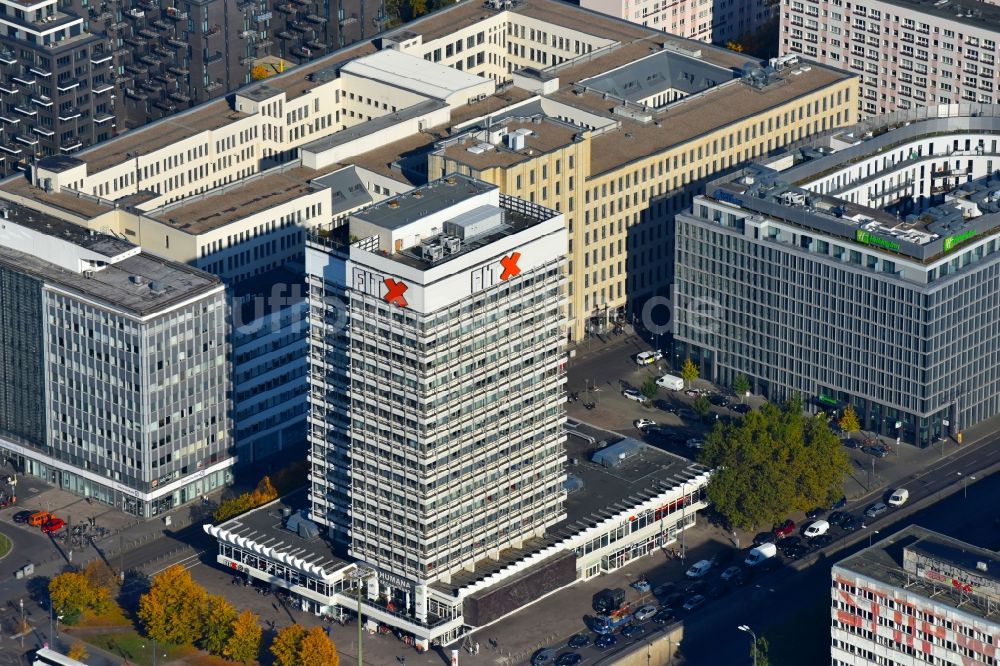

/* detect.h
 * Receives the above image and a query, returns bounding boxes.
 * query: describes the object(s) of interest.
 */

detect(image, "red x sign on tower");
[384,278,408,307]
[500,252,522,280]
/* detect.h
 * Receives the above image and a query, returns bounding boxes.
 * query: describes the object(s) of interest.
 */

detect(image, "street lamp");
[958,472,975,499]
[863,527,880,548]
[19,598,24,648]
[738,625,757,666]
[346,565,377,666]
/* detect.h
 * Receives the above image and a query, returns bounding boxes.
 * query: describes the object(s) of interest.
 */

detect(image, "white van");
[656,374,685,391]
[888,488,909,507]
[804,520,830,538]
[744,542,777,567]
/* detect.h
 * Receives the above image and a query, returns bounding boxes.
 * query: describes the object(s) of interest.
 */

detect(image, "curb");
[0,532,11,561]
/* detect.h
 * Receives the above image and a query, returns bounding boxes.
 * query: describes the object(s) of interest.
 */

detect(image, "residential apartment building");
[780,0,1000,118]
[832,525,1000,666]
[580,0,774,44]
[0,200,232,517]
[674,105,1000,448]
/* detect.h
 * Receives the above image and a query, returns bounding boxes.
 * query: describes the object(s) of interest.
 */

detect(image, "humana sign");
[855,229,901,252]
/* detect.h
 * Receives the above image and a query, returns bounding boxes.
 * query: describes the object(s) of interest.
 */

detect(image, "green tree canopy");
[693,394,711,418]
[680,357,699,386]
[641,377,658,400]
[732,373,751,401]
[199,594,237,656]
[701,397,850,530]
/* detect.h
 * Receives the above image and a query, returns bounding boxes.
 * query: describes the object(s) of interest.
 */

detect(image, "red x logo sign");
[383,278,408,307]
[500,252,521,281]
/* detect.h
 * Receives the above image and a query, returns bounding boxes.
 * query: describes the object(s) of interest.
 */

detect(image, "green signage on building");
[855,229,901,252]
[943,229,976,252]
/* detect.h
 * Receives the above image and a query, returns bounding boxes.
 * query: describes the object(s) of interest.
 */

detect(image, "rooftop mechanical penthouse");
[674,105,1000,448]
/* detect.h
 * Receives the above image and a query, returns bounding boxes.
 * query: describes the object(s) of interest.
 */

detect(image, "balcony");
[0,83,15,94]
[139,28,159,39]
[58,107,80,120]
[29,66,51,77]
[153,47,174,58]
[204,24,221,36]
[168,66,188,76]
[255,11,272,21]
[306,13,326,23]
[92,82,113,94]
[30,95,52,107]
[94,112,114,124]
[0,143,22,155]
[125,88,147,100]
[167,38,187,48]
[12,75,36,86]
[165,7,188,19]
[90,53,113,65]
[168,91,190,102]
[31,126,54,138]
[152,19,171,30]
[57,80,79,92]
[14,134,38,146]
[275,4,296,13]
[124,37,147,48]
[139,81,162,92]
[0,115,18,125]
[13,106,35,117]
[154,100,176,112]
[59,141,81,152]
[0,52,16,65]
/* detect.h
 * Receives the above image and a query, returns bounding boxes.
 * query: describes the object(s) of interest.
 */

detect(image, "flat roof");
[879,0,1000,32]
[0,208,221,316]
[835,525,1000,623]
[214,488,351,578]
[342,49,488,101]
[433,420,708,594]
[148,167,320,234]
[1,202,133,256]
[1,177,113,218]
[580,49,737,102]
[437,118,580,171]
[352,173,496,230]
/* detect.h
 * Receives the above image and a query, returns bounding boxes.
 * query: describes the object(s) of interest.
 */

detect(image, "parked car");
[863,445,890,458]
[686,560,713,578]
[595,633,617,649]
[12,510,31,524]
[810,534,833,548]
[630,578,651,593]
[532,649,557,666]
[682,595,707,611]
[865,502,889,519]
[830,496,848,511]
[745,543,778,567]
[677,408,697,420]
[733,570,752,586]
[888,488,909,507]
[773,519,796,538]
[555,653,582,666]
[652,583,676,598]
[732,404,752,414]
[623,389,645,402]
[777,537,803,554]
[41,517,65,533]
[783,543,808,559]
[842,437,861,449]
[621,624,645,639]
[27,511,51,527]
[752,532,775,547]
[842,515,865,532]
[805,507,826,520]
[635,349,663,365]
[720,565,742,581]
[709,394,730,407]
[828,511,849,527]
[804,520,830,538]
[634,418,656,430]
[652,609,675,624]
[653,399,676,413]
[632,604,658,622]
[686,438,705,449]
[567,634,590,649]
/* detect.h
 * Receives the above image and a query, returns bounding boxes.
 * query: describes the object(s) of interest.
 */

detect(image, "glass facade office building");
[674,107,1000,447]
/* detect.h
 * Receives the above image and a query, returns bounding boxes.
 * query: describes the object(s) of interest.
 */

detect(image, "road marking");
[149,550,203,576]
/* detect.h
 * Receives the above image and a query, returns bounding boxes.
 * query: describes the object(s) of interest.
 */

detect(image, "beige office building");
[1,0,854,345]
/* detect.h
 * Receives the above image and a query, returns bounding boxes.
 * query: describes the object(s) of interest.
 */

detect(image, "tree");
[693,394,711,419]
[199,594,237,656]
[752,635,771,666]
[732,374,751,402]
[138,564,208,646]
[839,404,861,436]
[299,626,338,666]
[641,377,658,401]
[725,40,745,53]
[67,641,89,662]
[271,624,307,666]
[214,474,281,522]
[701,398,850,530]
[49,572,95,625]
[680,357,699,387]
[84,559,117,591]
[224,610,262,665]
[408,0,428,18]
[251,65,270,81]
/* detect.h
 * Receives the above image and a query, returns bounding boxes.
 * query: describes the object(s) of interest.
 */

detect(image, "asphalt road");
[677,444,1000,665]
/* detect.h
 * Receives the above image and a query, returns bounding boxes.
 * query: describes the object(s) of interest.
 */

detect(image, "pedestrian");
[475,642,480,655]
[272,602,277,611]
